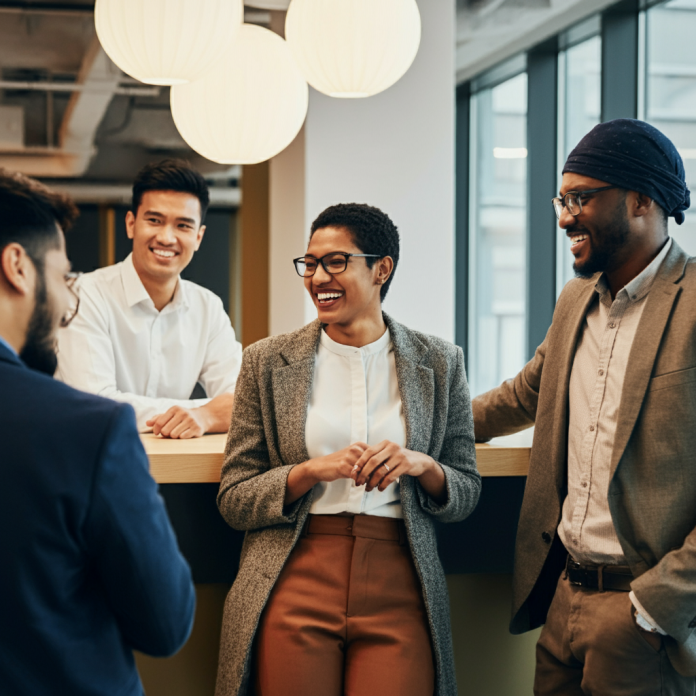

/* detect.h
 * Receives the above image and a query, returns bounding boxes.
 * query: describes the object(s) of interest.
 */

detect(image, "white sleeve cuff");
[629,591,668,636]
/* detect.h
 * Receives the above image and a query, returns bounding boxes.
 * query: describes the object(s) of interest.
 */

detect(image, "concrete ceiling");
[456,0,621,83]
[0,1,270,194]
[0,0,626,190]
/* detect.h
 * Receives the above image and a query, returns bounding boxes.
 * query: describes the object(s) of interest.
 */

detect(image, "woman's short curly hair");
[310,203,400,301]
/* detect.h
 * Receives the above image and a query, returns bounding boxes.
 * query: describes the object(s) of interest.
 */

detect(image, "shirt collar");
[120,253,188,312]
[320,326,392,357]
[0,333,17,357]
[595,237,673,304]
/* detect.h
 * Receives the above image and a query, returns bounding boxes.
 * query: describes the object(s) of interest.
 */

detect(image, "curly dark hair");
[132,159,210,222]
[0,169,78,268]
[310,203,400,301]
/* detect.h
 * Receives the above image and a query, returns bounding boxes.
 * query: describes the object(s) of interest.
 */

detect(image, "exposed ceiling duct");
[0,36,121,177]
[0,1,262,186]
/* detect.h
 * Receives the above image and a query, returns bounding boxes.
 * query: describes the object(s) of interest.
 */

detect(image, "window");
[469,72,528,397]
[556,34,602,293]
[644,0,696,253]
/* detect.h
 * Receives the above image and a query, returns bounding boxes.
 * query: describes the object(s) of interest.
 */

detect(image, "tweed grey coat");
[215,313,481,696]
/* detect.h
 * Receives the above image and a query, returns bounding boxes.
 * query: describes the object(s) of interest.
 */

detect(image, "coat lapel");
[271,321,322,466]
[552,280,598,417]
[610,242,688,477]
[385,315,435,454]
[270,315,436,464]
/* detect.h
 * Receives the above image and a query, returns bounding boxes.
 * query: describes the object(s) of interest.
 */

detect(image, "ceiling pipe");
[0,80,159,97]
[0,37,120,177]
[50,183,241,207]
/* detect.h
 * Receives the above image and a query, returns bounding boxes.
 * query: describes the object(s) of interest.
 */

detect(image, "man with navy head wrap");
[473,119,696,695]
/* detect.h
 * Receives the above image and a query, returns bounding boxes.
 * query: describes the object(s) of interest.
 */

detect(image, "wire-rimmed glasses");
[61,271,82,327]
[552,186,618,219]
[293,252,382,278]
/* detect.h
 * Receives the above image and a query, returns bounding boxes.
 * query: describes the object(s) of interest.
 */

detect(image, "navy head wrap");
[563,119,691,224]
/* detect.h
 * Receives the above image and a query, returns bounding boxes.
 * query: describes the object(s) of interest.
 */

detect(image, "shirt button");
[582,482,588,488]
[598,369,604,376]
[589,425,595,432]
[609,322,616,329]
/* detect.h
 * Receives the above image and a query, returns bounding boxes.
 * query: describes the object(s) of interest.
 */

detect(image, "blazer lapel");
[610,243,688,477]
[543,279,598,492]
[271,321,322,466]
[552,280,598,418]
[385,315,435,454]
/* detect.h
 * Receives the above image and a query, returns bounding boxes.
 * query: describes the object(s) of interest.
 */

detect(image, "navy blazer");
[0,342,195,695]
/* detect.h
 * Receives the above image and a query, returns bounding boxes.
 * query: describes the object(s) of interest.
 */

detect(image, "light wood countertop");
[142,434,530,484]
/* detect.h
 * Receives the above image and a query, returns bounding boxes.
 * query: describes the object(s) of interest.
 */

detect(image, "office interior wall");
[301,0,456,341]
[269,126,307,336]
[239,163,270,347]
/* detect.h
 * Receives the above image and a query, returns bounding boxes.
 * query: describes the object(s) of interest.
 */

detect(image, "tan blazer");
[215,314,481,696]
[473,240,696,675]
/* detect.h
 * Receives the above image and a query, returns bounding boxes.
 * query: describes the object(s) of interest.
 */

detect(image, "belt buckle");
[566,557,586,587]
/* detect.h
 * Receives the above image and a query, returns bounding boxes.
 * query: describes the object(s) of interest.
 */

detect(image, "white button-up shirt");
[559,238,672,565]
[307,328,406,519]
[56,253,242,431]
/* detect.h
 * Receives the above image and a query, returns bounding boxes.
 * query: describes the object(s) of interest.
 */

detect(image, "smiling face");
[126,189,205,286]
[559,173,631,278]
[303,226,389,328]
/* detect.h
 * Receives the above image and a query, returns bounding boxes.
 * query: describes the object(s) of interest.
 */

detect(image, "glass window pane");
[645,0,696,254]
[469,72,528,397]
[556,35,602,294]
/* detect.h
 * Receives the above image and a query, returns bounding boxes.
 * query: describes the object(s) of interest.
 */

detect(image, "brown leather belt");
[565,556,633,592]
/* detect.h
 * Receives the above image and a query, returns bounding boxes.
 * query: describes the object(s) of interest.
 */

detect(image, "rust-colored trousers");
[254,514,436,696]
[535,573,696,695]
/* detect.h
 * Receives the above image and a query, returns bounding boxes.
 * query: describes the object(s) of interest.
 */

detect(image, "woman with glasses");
[215,203,481,696]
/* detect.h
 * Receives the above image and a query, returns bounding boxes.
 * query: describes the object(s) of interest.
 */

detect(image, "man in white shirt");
[57,159,242,438]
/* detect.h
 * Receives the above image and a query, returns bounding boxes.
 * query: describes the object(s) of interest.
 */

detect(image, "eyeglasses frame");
[293,252,383,278]
[552,185,619,220]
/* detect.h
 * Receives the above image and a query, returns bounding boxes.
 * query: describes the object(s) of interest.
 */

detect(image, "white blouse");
[306,327,406,519]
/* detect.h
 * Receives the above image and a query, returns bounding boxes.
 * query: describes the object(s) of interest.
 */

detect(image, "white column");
[269,126,307,336]
[269,0,456,341]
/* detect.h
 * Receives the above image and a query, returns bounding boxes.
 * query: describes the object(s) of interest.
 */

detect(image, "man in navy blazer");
[0,169,196,695]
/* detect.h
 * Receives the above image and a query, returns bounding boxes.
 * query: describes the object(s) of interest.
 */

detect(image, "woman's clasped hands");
[285,441,446,505]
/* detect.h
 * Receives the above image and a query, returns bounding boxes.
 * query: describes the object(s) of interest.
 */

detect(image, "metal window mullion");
[601,0,640,122]
[455,82,471,371]
[526,42,559,361]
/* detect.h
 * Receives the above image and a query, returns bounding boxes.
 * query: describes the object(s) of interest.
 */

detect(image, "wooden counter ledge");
[142,434,530,484]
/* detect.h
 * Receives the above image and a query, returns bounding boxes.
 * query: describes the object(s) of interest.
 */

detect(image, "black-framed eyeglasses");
[61,271,82,328]
[293,252,382,278]
[552,186,618,219]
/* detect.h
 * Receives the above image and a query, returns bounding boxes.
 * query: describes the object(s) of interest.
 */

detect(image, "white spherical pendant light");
[285,0,421,98]
[170,24,308,165]
[95,0,243,86]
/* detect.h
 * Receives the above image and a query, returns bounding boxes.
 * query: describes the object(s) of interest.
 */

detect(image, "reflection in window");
[557,35,602,293]
[644,0,696,253]
[469,73,527,396]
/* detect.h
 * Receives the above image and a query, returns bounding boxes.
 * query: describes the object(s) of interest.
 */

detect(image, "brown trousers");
[254,514,435,696]
[535,572,696,696]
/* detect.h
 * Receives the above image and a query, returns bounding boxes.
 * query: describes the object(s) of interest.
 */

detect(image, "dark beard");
[573,198,631,279]
[19,268,58,376]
